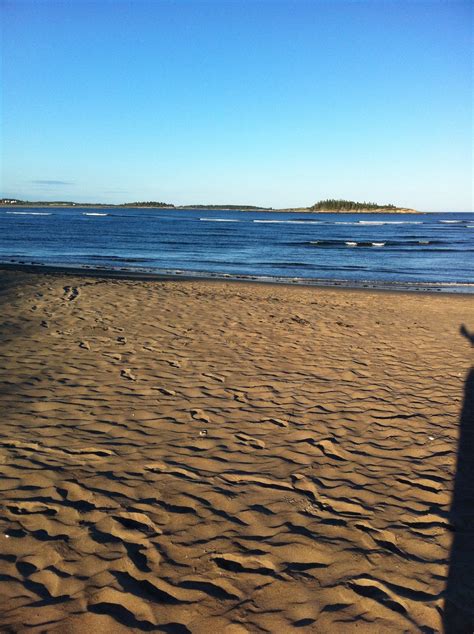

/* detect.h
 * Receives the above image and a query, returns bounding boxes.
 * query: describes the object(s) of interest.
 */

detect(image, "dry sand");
[0,269,473,633]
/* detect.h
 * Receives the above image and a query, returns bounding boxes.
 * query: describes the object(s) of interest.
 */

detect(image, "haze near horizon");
[1,0,472,212]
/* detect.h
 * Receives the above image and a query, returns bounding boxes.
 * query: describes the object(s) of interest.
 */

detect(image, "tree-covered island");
[0,198,419,213]
[309,199,416,212]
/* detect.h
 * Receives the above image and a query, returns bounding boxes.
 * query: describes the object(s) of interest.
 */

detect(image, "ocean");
[1,207,473,292]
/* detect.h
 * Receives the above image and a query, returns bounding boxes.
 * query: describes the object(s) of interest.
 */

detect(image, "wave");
[83,212,108,216]
[322,220,424,226]
[307,239,448,248]
[344,240,387,247]
[257,262,317,268]
[253,219,321,224]
[308,240,346,246]
[89,255,150,262]
[356,220,423,225]
[5,211,52,216]
[199,218,241,222]
[439,220,462,224]
[344,241,387,247]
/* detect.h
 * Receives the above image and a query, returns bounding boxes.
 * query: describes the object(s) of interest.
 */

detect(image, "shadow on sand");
[442,325,474,633]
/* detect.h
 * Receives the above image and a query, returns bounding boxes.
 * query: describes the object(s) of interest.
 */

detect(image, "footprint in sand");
[63,286,79,301]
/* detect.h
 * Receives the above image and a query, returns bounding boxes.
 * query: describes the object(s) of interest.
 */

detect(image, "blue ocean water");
[0,207,473,291]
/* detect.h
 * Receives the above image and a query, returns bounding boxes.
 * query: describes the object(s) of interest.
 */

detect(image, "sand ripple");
[0,271,473,632]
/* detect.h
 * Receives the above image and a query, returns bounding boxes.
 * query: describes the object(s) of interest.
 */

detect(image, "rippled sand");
[0,270,473,633]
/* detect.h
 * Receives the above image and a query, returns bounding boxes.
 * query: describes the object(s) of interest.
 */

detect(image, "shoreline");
[1,261,473,295]
[0,204,425,213]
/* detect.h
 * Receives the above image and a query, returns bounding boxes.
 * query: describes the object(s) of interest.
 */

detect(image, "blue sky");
[1,0,472,210]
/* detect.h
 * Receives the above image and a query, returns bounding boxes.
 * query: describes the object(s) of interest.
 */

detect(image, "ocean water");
[0,207,473,292]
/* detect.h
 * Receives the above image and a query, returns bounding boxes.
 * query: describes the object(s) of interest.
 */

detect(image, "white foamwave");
[357,220,422,225]
[371,242,386,247]
[6,211,51,216]
[345,241,358,246]
[253,219,320,224]
[199,218,240,222]
[440,220,461,223]
[83,212,108,216]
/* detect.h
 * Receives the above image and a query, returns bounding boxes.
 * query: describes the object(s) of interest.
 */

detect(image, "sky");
[1,0,472,211]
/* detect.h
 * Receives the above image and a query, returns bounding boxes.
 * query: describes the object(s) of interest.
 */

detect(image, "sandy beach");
[0,269,473,633]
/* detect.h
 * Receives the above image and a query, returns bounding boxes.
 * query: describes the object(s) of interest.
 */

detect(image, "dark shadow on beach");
[442,325,474,633]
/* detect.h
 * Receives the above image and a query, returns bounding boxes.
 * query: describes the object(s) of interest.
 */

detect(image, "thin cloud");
[31,180,74,186]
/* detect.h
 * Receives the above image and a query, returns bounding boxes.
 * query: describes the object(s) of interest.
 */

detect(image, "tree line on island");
[310,199,397,211]
[0,199,269,210]
[0,198,413,212]
[178,201,403,212]
[124,202,267,210]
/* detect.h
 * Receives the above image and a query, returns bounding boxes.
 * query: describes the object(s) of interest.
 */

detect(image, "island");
[307,199,418,213]
[0,198,420,213]
[0,199,272,210]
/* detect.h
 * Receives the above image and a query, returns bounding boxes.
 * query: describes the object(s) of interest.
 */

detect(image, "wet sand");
[0,269,473,633]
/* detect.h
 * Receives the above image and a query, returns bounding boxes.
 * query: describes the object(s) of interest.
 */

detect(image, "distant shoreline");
[0,203,423,214]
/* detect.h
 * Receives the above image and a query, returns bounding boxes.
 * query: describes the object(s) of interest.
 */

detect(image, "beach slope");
[0,270,473,632]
